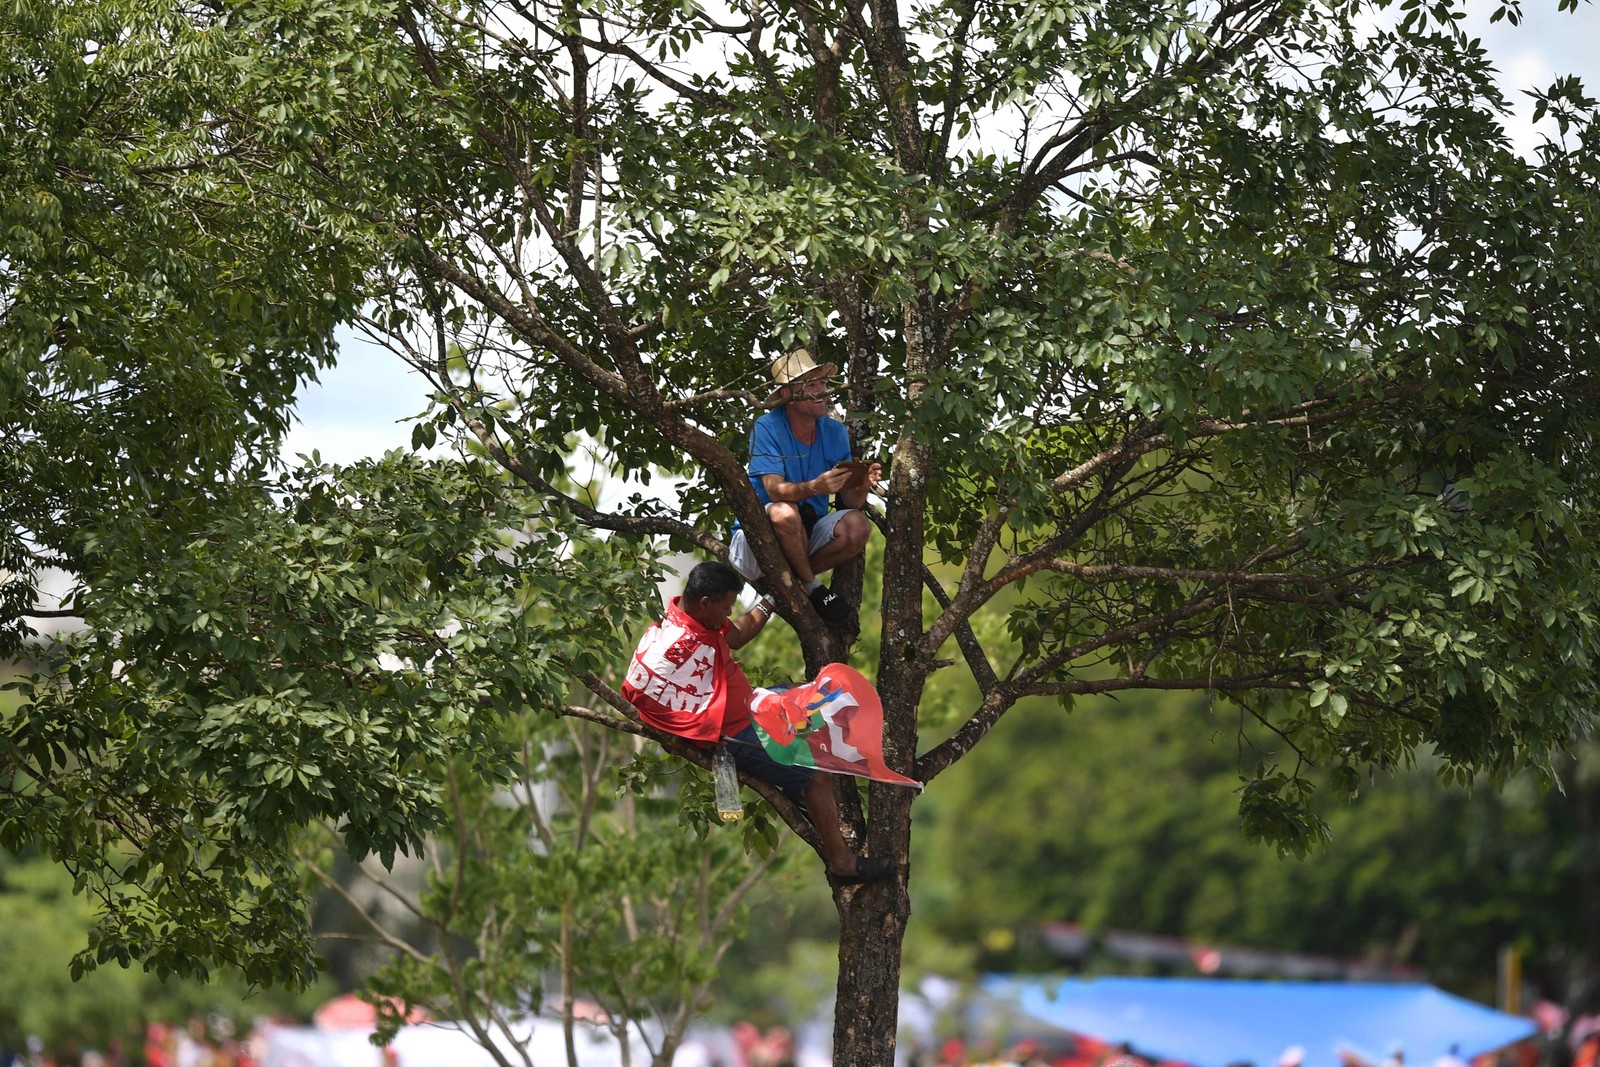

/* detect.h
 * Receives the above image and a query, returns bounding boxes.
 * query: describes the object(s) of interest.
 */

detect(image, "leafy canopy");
[229,0,1600,835]
[0,0,373,655]
[4,455,662,985]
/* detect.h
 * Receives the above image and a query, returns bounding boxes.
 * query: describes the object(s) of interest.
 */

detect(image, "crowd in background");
[3,1010,1594,1067]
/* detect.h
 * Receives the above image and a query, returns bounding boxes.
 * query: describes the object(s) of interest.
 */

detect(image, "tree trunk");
[823,577,924,1066]
[821,266,937,1063]
[1570,748,1600,1015]
[831,788,916,1066]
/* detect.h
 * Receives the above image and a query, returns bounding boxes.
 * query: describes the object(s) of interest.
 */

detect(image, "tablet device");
[835,460,872,490]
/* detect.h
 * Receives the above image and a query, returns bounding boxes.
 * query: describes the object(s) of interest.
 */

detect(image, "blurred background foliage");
[0,850,331,1058]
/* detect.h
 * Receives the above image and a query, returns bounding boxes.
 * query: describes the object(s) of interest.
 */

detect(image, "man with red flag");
[623,561,894,885]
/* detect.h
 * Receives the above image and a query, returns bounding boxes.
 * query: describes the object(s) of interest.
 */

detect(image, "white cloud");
[1462,1,1600,157]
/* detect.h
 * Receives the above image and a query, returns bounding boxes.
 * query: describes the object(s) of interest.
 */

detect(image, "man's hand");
[727,595,774,649]
[836,461,883,509]
[809,465,854,495]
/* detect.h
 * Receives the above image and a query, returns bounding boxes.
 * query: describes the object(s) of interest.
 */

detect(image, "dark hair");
[684,560,745,602]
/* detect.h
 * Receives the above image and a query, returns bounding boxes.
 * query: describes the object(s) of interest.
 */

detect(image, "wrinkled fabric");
[623,597,753,741]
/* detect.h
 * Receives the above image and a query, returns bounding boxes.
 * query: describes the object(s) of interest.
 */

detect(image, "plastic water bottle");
[713,743,743,822]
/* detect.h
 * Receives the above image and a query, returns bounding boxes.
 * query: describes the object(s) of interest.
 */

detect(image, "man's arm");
[760,468,852,504]
[726,595,776,649]
[823,418,876,510]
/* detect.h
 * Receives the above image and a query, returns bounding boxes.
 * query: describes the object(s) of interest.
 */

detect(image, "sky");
[282,2,1600,464]
[282,334,435,466]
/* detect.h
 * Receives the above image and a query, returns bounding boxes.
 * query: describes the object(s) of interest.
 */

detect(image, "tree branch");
[1050,385,1425,495]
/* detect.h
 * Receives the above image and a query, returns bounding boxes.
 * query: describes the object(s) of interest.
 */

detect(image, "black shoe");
[830,855,894,886]
[808,584,858,633]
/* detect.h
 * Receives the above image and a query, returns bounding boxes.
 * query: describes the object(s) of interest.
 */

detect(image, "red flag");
[749,664,921,788]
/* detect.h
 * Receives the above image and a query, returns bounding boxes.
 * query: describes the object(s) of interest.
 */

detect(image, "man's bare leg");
[803,774,860,875]
[770,506,868,637]
[767,502,817,585]
[802,776,891,883]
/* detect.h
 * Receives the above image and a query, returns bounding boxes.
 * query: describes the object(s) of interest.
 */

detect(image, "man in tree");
[727,349,883,636]
[623,560,892,885]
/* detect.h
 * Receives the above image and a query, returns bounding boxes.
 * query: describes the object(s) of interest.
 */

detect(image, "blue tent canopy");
[979,976,1537,1067]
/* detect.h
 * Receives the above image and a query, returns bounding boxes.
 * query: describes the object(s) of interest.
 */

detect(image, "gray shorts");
[727,508,855,580]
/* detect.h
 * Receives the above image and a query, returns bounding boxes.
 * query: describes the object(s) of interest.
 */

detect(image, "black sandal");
[830,855,893,886]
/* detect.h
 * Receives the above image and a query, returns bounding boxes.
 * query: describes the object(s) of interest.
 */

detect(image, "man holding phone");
[728,347,883,635]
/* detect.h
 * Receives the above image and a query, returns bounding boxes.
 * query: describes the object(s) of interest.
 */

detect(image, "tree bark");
[819,543,924,1064]
[1570,750,1600,1016]
[831,789,915,1066]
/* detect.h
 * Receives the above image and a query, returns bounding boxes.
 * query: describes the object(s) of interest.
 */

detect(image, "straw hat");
[762,347,838,407]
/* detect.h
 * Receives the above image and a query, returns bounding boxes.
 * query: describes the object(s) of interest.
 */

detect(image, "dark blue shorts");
[724,723,816,803]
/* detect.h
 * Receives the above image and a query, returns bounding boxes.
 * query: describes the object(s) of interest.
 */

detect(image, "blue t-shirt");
[746,408,852,520]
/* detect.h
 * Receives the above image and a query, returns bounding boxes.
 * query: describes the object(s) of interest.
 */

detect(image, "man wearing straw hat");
[728,347,882,635]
